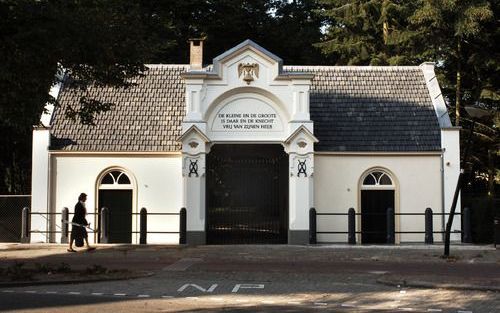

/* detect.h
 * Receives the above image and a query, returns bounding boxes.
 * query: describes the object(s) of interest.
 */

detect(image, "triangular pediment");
[213,39,283,67]
[178,125,210,143]
[284,125,318,144]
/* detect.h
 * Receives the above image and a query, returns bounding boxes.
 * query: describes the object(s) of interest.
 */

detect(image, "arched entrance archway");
[360,170,396,244]
[97,169,134,243]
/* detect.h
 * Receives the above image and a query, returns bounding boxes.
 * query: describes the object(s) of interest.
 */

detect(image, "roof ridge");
[145,64,189,68]
[284,65,422,70]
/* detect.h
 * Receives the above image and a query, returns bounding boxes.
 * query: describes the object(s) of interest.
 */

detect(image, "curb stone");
[0,270,155,288]
[377,277,500,292]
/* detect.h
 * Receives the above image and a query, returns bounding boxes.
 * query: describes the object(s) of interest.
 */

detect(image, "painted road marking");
[314,302,328,306]
[25,291,37,294]
[368,271,389,275]
[46,291,58,294]
[114,293,126,296]
[178,283,218,293]
[399,308,414,311]
[1,290,14,293]
[137,294,150,298]
[341,303,357,307]
[287,301,302,305]
[163,258,202,271]
[68,292,80,295]
[232,284,265,293]
[427,310,442,312]
[161,295,174,299]
[261,300,275,304]
[91,293,104,296]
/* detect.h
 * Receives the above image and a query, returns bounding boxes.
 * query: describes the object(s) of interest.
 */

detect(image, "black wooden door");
[206,145,288,244]
[361,190,395,244]
[98,190,133,243]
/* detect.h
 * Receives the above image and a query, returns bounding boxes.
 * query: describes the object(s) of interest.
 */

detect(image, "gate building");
[31,40,460,245]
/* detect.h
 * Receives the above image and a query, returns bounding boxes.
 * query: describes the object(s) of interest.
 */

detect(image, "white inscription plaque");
[212,97,283,132]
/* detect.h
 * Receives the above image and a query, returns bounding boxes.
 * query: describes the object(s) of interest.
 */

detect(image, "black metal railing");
[21,207,187,245]
[309,207,470,245]
[0,195,31,242]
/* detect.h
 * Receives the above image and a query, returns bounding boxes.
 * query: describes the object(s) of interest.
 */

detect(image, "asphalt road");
[0,245,498,312]
[1,263,498,312]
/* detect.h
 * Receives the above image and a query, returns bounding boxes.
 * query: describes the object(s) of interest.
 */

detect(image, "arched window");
[362,170,394,188]
[99,170,133,189]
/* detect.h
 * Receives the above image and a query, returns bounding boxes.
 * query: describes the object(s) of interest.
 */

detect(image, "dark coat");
[72,201,88,226]
[71,201,88,240]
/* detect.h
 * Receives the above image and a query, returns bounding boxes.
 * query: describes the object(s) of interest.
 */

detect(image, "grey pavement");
[0,243,498,312]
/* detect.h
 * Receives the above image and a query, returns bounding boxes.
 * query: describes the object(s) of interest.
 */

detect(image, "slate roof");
[50,65,441,152]
[289,66,441,152]
[51,65,187,152]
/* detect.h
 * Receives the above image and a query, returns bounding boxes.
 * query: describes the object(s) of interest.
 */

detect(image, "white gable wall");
[49,153,183,244]
[314,153,443,243]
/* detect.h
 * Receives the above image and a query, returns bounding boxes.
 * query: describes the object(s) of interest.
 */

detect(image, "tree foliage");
[0,0,165,193]
[0,0,497,198]
[319,0,499,198]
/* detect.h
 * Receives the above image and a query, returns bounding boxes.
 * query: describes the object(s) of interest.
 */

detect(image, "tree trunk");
[383,21,389,45]
[382,0,389,45]
[455,40,462,126]
[488,149,494,197]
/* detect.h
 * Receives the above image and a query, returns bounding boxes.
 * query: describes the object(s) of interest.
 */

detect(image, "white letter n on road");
[178,284,218,293]
[232,284,265,293]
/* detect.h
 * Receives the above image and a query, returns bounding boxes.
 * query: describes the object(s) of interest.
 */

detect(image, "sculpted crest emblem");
[238,63,259,84]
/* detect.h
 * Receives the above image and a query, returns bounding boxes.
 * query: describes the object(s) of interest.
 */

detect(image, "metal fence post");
[179,207,187,244]
[20,207,30,243]
[309,208,317,244]
[100,207,109,243]
[495,216,499,248]
[425,207,433,244]
[348,208,356,244]
[61,207,69,244]
[386,207,395,244]
[140,207,147,244]
[463,207,472,243]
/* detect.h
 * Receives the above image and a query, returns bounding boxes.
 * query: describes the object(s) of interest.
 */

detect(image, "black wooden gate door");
[361,190,395,244]
[206,144,288,244]
[98,189,133,243]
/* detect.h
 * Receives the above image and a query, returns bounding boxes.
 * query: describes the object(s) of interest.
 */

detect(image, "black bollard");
[463,207,472,243]
[61,207,69,244]
[100,207,109,243]
[21,207,30,243]
[140,207,147,244]
[425,207,433,244]
[179,207,187,244]
[348,208,356,244]
[309,208,317,244]
[386,207,395,244]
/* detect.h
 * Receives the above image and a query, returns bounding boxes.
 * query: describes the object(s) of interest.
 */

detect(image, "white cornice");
[48,151,182,156]
[314,151,442,156]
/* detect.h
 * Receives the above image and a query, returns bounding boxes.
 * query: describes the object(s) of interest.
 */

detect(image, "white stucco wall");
[441,128,461,241]
[314,154,443,243]
[49,154,183,244]
[30,128,51,242]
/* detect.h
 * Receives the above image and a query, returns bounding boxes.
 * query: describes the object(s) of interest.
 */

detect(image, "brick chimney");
[189,38,204,70]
